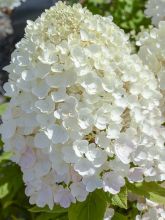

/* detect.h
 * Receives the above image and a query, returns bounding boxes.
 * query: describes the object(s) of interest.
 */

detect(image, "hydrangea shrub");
[0,1,165,219]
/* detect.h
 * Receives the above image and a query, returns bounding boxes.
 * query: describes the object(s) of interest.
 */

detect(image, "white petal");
[35,97,54,113]
[70,182,88,202]
[3,82,18,97]
[86,145,107,167]
[115,135,135,164]
[128,167,144,183]
[51,88,67,102]
[54,188,75,208]
[34,63,51,78]
[62,146,78,163]
[46,124,69,144]
[0,119,16,140]
[107,124,121,139]
[74,158,96,176]
[32,79,50,98]
[34,132,50,149]
[80,72,103,95]
[103,172,125,194]
[73,140,89,157]
[83,175,102,192]
[36,186,53,209]
[19,148,36,169]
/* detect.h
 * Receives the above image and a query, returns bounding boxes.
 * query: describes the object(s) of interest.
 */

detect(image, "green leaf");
[127,207,139,219]
[0,161,23,200]
[68,189,107,220]
[88,0,105,4]
[0,103,7,115]
[29,205,68,214]
[36,213,68,220]
[0,183,9,199]
[112,212,128,220]
[67,0,80,6]
[111,186,127,209]
[127,182,165,205]
[0,152,12,162]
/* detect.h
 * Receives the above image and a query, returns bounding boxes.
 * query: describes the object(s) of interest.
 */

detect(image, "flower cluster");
[0,0,25,10]
[137,21,165,118]
[136,199,165,220]
[1,2,165,209]
[145,0,165,26]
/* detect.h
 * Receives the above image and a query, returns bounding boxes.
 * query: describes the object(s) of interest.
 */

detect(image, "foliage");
[68,190,107,220]
[127,181,165,205]
[111,186,127,209]
[67,0,151,33]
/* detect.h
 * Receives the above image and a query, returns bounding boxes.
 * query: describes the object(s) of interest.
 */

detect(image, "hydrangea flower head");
[145,0,165,26]
[1,2,165,209]
[0,0,26,9]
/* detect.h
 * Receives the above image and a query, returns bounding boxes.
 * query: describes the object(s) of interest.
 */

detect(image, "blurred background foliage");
[0,0,152,219]
[68,0,151,33]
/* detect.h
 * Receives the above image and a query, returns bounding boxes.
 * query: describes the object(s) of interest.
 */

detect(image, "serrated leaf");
[68,190,107,220]
[127,182,165,205]
[29,205,68,214]
[111,186,127,209]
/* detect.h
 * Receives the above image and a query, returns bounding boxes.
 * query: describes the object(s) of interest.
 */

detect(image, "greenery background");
[0,0,156,219]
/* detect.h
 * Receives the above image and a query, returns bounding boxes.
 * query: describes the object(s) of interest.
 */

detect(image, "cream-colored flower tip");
[0,0,25,10]
[137,21,165,118]
[145,0,165,26]
[1,2,165,209]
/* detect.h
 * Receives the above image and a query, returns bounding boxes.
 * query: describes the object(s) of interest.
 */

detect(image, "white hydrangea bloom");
[136,199,165,220]
[137,21,165,119]
[1,2,165,209]
[0,0,26,9]
[145,0,165,26]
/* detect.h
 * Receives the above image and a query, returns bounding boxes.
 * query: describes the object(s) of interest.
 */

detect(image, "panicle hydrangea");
[0,0,26,10]
[145,0,165,26]
[1,2,165,209]
[137,21,165,119]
